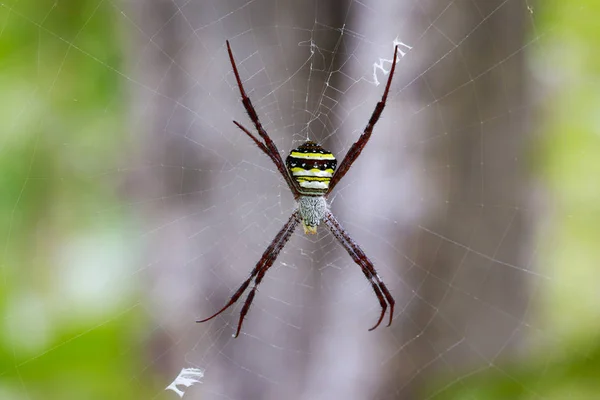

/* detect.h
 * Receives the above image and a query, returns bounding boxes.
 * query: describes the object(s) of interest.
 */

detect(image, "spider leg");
[232,249,278,337]
[226,41,300,198]
[233,120,299,195]
[327,223,388,331]
[326,45,399,196]
[197,211,300,337]
[324,211,395,330]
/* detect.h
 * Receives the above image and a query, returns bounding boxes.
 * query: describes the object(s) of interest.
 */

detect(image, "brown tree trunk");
[380,1,534,398]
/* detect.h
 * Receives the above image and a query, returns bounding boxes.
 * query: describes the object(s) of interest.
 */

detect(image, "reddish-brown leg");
[226,41,299,198]
[327,45,399,195]
[197,211,300,337]
[324,212,395,330]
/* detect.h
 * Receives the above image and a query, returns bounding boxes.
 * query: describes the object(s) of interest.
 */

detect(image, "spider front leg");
[324,211,395,330]
[327,45,399,195]
[197,211,300,337]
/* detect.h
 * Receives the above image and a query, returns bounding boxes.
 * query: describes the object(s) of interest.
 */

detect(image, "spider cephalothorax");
[198,40,398,337]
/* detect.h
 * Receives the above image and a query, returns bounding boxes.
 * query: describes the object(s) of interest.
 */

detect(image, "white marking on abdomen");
[299,181,329,189]
[292,170,333,177]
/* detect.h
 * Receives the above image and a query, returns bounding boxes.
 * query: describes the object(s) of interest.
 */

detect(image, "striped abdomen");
[286,141,337,195]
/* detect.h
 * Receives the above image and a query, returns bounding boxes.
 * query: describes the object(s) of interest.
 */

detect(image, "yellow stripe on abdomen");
[290,167,334,178]
[289,151,335,160]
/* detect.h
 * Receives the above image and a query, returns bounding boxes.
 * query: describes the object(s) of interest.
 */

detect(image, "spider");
[197,40,398,337]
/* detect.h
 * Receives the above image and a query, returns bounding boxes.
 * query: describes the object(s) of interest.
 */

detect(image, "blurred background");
[1,0,599,399]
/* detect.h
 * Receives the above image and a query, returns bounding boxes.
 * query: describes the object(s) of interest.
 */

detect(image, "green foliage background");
[0,0,598,398]
[0,1,151,398]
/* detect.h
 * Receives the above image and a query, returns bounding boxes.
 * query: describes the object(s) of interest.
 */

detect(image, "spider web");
[1,0,595,399]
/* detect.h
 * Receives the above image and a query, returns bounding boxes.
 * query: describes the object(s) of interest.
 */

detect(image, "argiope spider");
[197,41,398,337]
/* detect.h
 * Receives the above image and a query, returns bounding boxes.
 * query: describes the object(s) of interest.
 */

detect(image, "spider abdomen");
[298,196,327,234]
[286,141,337,196]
